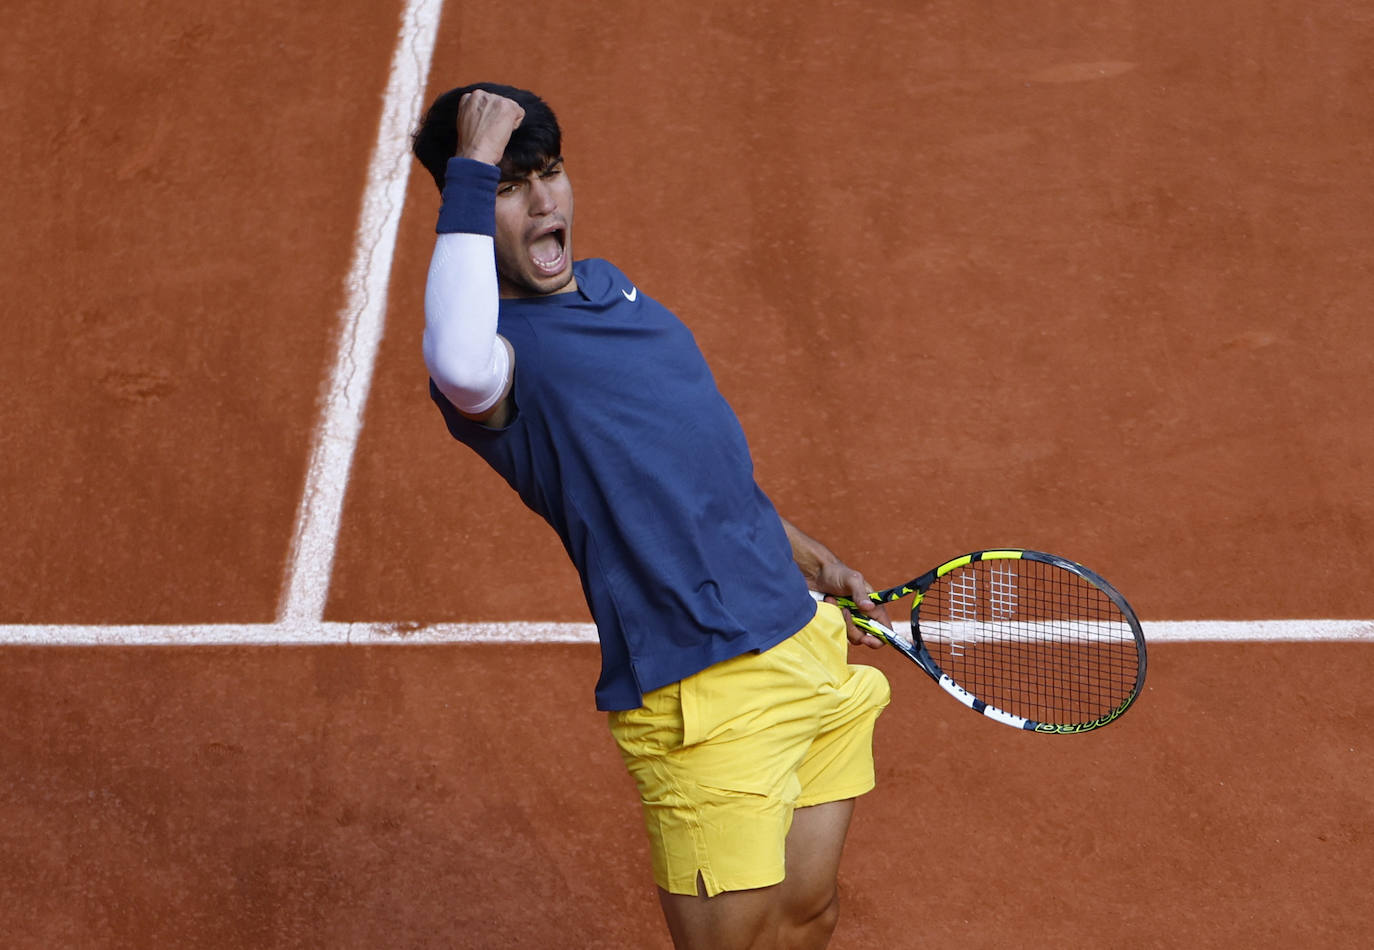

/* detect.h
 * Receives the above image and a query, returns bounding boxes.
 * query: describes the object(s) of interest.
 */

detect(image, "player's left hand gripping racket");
[815,549,1146,733]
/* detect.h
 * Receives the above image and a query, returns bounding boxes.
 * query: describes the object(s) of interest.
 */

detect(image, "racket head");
[876,550,1147,733]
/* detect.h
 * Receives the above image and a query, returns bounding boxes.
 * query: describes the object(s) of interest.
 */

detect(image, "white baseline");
[0,620,1368,646]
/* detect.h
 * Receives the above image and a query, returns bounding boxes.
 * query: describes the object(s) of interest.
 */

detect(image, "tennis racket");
[813,549,1146,733]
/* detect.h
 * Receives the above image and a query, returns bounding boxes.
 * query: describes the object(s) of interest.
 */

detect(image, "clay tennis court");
[3,1,1371,947]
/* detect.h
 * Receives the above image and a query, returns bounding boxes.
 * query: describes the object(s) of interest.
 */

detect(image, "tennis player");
[413,82,891,950]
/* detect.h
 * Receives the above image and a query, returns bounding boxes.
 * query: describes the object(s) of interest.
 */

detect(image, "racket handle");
[808,589,899,644]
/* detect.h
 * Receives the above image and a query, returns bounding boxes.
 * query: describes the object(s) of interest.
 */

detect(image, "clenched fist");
[456,90,525,167]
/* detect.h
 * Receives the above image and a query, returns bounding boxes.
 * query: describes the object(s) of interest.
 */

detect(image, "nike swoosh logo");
[622,287,637,302]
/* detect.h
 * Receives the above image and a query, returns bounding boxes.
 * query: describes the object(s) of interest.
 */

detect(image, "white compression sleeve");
[422,231,510,414]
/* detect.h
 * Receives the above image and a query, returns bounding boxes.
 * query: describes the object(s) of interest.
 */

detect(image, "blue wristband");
[435,157,499,235]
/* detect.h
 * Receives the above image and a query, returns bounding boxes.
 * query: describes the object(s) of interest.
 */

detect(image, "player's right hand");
[456,91,525,167]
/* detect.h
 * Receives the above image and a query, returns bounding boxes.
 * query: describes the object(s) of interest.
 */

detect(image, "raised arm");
[422,91,523,426]
[780,518,889,649]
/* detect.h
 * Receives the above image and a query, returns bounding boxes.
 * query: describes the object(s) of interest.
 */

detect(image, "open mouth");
[529,227,567,277]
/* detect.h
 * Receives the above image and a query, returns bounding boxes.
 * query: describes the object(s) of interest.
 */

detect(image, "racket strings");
[920,560,1139,726]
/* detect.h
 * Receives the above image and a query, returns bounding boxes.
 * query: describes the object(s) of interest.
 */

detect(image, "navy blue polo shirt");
[429,161,814,710]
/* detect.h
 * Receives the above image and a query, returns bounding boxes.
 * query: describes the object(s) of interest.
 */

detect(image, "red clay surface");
[3,1,1372,947]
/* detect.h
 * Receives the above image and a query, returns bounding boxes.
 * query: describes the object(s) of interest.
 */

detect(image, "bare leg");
[657,877,774,950]
[776,798,855,949]
[656,798,856,950]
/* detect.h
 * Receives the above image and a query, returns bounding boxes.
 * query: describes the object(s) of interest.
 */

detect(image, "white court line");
[0,620,1369,646]
[278,0,444,624]
[1143,620,1374,642]
[0,623,595,646]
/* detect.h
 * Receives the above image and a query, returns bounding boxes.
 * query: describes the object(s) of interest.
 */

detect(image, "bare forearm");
[780,517,840,588]
[779,516,889,648]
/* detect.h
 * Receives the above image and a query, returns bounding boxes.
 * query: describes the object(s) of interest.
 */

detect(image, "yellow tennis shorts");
[607,602,890,897]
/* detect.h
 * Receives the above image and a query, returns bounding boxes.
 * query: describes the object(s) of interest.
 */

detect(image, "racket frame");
[822,549,1147,733]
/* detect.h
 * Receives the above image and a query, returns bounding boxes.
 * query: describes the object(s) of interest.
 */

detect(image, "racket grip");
[808,590,899,644]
